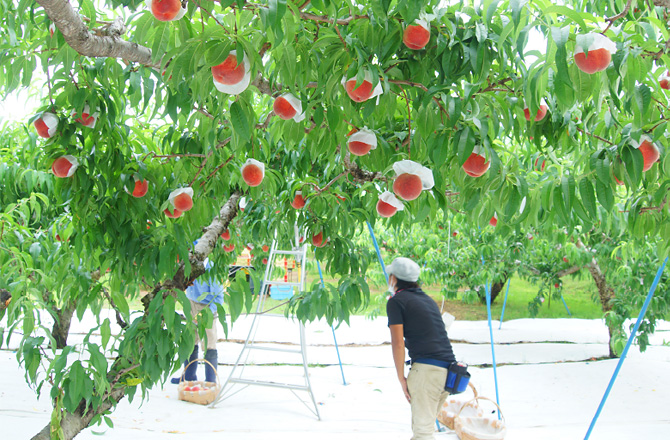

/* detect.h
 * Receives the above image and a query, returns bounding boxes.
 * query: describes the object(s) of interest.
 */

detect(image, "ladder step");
[272,249,305,256]
[265,280,302,287]
[247,344,302,354]
[228,378,309,391]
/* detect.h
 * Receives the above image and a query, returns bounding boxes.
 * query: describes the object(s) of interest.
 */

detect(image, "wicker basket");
[454,396,506,440]
[438,382,483,430]
[177,359,220,405]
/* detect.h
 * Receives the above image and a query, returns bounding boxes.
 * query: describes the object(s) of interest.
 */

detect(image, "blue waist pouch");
[444,362,470,394]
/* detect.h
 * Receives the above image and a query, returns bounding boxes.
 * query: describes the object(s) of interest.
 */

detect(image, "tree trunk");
[31,387,126,440]
[478,273,508,304]
[584,258,617,358]
[52,304,76,349]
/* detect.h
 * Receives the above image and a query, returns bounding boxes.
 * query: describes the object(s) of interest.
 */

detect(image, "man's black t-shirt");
[387,287,456,364]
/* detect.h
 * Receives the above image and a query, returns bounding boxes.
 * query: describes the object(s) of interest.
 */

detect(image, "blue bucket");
[269,285,294,300]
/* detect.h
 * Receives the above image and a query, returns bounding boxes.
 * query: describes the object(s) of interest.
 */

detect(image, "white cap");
[387,257,420,282]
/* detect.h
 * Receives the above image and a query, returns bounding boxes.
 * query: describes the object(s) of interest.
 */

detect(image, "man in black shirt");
[386,257,456,439]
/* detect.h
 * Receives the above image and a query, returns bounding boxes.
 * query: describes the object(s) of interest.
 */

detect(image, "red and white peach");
[633,136,660,172]
[147,0,187,22]
[51,155,78,178]
[212,50,251,95]
[168,187,194,212]
[273,93,305,122]
[34,112,59,139]
[240,159,265,187]
[392,160,434,201]
[403,19,431,50]
[347,128,377,156]
[342,70,384,103]
[462,145,490,177]
[574,33,616,74]
[376,191,404,218]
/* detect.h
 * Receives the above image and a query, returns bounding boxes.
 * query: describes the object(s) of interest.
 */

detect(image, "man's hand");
[399,376,411,403]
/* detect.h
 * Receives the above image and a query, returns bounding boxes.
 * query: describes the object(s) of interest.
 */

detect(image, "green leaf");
[579,178,597,218]
[454,127,475,166]
[595,179,614,212]
[230,101,251,141]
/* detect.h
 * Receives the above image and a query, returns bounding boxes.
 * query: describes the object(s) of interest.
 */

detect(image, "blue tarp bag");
[445,362,470,394]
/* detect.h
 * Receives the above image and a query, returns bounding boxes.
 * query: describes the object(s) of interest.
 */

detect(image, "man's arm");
[390,324,410,403]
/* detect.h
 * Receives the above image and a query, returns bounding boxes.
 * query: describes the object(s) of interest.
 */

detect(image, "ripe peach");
[660,71,670,90]
[393,173,423,201]
[462,146,490,177]
[563,256,569,263]
[72,104,98,128]
[347,128,377,156]
[164,207,182,218]
[574,33,616,74]
[342,71,383,103]
[636,137,660,171]
[312,231,327,248]
[262,258,268,264]
[273,93,304,121]
[221,229,231,240]
[403,20,430,50]
[534,157,546,171]
[168,187,194,212]
[376,191,404,218]
[34,112,59,138]
[212,53,245,85]
[291,191,306,209]
[391,160,434,200]
[132,177,149,198]
[223,244,235,252]
[524,104,548,122]
[149,0,186,22]
[554,283,560,289]
[212,50,252,95]
[51,155,78,178]
[345,79,373,102]
[262,245,269,252]
[489,215,497,227]
[241,159,265,187]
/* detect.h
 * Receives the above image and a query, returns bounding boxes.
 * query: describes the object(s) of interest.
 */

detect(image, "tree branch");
[36,0,160,69]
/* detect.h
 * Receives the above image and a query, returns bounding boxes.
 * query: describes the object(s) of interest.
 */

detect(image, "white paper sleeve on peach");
[392,160,435,190]
[631,135,653,149]
[213,50,252,95]
[349,128,378,149]
[379,190,404,211]
[42,112,59,137]
[574,33,617,55]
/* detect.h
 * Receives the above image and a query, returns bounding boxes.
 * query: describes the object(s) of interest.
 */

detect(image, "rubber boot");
[171,345,198,384]
[204,349,218,384]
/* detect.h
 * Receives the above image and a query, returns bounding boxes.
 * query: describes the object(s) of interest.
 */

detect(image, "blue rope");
[498,279,511,330]
[560,293,572,316]
[316,259,347,386]
[485,280,501,416]
[366,221,388,283]
[584,256,668,440]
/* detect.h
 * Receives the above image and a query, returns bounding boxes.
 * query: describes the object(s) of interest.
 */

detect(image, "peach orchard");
[0,0,669,438]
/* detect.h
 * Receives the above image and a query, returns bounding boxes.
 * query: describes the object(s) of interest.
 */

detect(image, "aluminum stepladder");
[210,230,321,420]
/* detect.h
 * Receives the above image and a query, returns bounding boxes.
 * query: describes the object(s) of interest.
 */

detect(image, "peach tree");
[0,0,669,438]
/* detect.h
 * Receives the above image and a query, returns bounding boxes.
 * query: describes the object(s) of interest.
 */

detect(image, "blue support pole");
[317,259,347,386]
[485,280,501,414]
[498,279,511,330]
[560,294,572,317]
[584,256,668,440]
[366,221,388,283]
